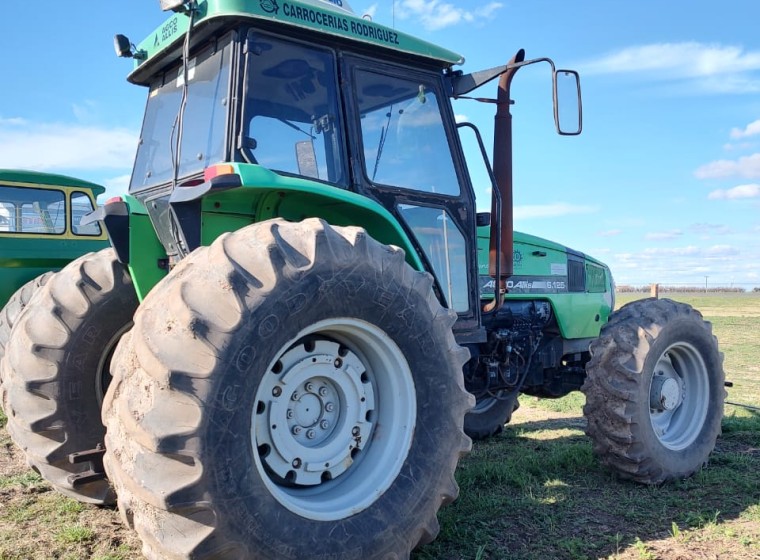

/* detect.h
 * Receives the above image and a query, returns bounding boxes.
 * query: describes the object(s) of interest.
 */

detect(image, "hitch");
[67,444,107,487]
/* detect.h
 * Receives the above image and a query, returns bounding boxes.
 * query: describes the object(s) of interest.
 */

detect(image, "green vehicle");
[0,169,107,306]
[2,1,724,558]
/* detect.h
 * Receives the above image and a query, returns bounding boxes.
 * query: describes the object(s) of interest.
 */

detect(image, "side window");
[355,70,459,196]
[243,34,345,186]
[0,186,65,234]
[398,205,469,312]
[71,191,101,236]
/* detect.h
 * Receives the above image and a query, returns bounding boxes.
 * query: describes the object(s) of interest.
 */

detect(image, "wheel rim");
[253,318,416,521]
[648,341,710,451]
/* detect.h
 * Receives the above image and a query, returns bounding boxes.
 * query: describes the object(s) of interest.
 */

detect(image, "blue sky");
[1,0,759,288]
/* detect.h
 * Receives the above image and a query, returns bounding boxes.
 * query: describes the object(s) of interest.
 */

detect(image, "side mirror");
[553,69,582,135]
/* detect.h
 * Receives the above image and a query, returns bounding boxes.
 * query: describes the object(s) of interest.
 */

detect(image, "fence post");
[650,283,659,299]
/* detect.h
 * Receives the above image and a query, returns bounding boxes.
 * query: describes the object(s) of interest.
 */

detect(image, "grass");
[0,292,758,559]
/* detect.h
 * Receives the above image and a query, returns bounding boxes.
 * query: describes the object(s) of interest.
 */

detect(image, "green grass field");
[0,292,758,559]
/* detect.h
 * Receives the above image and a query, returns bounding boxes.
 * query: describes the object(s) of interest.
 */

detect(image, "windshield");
[242,32,346,186]
[130,34,233,192]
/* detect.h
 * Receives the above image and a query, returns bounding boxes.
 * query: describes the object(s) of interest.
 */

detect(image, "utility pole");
[704,276,709,293]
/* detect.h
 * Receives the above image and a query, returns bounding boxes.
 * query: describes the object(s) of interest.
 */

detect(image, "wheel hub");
[650,374,683,411]
[255,339,375,486]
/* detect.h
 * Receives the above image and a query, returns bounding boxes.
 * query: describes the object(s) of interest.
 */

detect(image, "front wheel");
[2,249,137,504]
[582,298,725,484]
[103,218,473,559]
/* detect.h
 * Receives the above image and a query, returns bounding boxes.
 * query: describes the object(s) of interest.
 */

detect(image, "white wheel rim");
[648,341,710,451]
[253,318,416,521]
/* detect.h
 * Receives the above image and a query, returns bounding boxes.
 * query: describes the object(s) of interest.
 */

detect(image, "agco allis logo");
[260,0,279,14]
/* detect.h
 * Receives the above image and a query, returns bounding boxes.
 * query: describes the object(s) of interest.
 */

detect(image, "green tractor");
[1,0,724,558]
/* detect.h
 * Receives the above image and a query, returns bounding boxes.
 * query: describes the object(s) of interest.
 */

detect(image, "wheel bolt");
[305,382,315,393]
[319,386,328,397]
[272,386,282,397]
[334,358,343,368]
[325,402,335,412]
[352,426,360,436]
[320,420,329,430]
[307,430,316,439]
[291,391,299,401]
[286,410,294,419]
[292,426,302,435]
[292,458,302,468]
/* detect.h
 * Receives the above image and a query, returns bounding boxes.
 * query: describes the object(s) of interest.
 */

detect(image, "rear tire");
[582,298,725,484]
[103,218,473,559]
[0,272,53,410]
[2,249,137,504]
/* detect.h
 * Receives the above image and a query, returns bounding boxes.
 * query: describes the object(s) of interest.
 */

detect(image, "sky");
[1,0,759,289]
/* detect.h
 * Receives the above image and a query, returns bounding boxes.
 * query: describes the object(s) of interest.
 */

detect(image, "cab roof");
[130,0,464,83]
[0,169,106,196]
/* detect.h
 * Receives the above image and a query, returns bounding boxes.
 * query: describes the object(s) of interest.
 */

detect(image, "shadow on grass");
[414,410,760,560]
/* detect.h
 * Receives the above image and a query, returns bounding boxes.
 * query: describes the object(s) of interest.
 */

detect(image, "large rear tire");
[0,272,53,410]
[2,249,137,504]
[103,218,473,559]
[582,298,725,484]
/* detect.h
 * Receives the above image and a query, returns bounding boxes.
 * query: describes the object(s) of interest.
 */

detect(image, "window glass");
[131,36,232,191]
[71,192,101,236]
[398,204,468,311]
[356,70,459,196]
[0,186,65,234]
[243,34,345,186]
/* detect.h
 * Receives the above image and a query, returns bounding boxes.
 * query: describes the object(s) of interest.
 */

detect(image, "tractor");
[0,0,724,558]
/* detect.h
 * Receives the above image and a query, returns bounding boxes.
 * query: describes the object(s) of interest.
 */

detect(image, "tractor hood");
[477,226,612,297]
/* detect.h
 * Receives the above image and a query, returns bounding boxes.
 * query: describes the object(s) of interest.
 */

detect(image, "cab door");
[342,56,482,340]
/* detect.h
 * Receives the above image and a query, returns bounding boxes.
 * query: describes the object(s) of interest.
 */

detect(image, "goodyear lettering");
[281,3,399,45]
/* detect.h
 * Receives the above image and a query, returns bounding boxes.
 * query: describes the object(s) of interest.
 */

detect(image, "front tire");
[582,298,725,484]
[103,218,473,559]
[2,249,137,504]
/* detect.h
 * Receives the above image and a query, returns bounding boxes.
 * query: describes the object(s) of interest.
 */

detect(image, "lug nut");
[292,426,302,435]
[292,458,302,468]
[307,430,316,439]
[320,420,329,430]
[318,386,328,397]
[305,382,315,392]
[352,426,360,436]
[272,386,282,397]
[286,410,294,419]
[334,358,343,368]
[325,402,335,412]
[291,391,299,401]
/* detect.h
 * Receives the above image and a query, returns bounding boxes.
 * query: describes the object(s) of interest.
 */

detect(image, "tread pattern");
[104,219,473,560]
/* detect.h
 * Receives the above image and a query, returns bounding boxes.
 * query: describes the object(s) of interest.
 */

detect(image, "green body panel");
[0,171,108,307]
[477,226,613,340]
[120,195,168,302]
[131,0,463,84]
[123,164,423,300]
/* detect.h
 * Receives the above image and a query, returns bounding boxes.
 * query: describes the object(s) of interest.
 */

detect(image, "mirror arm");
[449,57,556,97]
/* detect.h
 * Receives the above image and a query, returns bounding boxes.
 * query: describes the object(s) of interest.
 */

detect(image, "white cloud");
[579,42,760,94]
[362,3,378,19]
[514,202,597,220]
[454,114,469,123]
[0,119,137,172]
[690,223,733,236]
[598,229,622,237]
[707,183,760,199]
[645,230,683,241]
[101,174,132,200]
[730,119,760,139]
[396,0,503,31]
[695,153,760,179]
